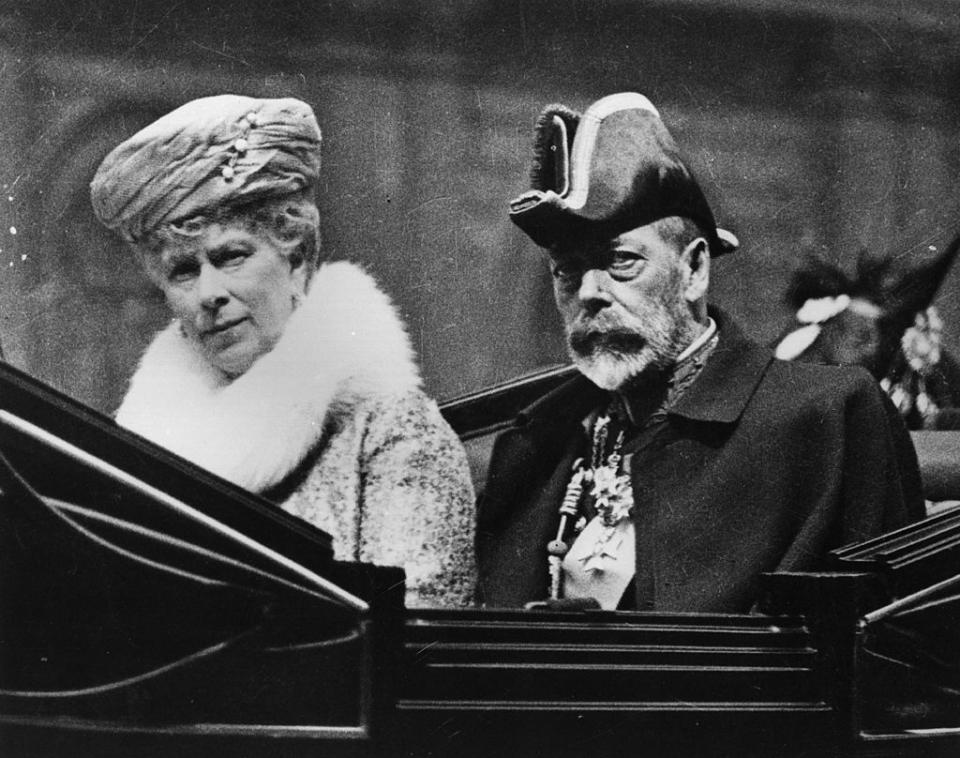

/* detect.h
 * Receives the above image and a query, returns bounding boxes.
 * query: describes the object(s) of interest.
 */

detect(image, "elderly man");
[477,92,924,612]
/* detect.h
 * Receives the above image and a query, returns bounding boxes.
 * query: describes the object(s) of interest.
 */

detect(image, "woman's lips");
[204,317,247,337]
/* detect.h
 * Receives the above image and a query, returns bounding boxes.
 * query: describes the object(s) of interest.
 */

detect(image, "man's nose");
[197,265,230,309]
[578,268,614,308]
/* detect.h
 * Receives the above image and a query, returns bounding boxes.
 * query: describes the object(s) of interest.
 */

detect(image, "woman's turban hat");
[509,92,738,255]
[90,94,322,242]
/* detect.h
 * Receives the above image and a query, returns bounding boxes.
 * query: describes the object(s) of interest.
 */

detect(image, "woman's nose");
[196,265,230,309]
[578,268,613,308]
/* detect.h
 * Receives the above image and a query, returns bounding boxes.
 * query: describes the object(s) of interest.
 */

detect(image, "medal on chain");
[546,412,634,599]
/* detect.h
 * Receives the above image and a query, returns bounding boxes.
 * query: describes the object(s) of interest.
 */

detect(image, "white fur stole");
[116,261,421,492]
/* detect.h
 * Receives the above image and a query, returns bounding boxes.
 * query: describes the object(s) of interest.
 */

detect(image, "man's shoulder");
[675,309,884,424]
[711,306,876,399]
[751,356,886,419]
[763,356,878,394]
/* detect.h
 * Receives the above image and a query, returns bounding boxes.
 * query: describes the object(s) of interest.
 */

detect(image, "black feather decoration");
[529,104,580,193]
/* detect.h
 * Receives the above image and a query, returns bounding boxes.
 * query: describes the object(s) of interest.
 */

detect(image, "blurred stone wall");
[2,0,960,414]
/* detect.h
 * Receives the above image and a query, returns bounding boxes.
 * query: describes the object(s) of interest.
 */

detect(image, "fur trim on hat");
[116,261,421,492]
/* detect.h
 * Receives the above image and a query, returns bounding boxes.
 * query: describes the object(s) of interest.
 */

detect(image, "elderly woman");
[89,94,476,608]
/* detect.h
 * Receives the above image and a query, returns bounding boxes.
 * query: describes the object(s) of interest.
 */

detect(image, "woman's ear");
[135,247,168,292]
[288,246,310,292]
[681,237,710,303]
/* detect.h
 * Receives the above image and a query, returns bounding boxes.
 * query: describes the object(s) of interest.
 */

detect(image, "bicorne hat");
[509,92,738,256]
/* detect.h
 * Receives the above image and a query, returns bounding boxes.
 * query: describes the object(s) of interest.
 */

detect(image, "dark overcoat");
[477,308,925,612]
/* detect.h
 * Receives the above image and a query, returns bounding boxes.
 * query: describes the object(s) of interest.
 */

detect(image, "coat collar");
[668,306,773,424]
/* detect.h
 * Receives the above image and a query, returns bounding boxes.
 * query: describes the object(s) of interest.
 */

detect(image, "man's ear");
[681,237,710,303]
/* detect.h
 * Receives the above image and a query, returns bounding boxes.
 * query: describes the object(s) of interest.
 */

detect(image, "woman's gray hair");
[135,189,323,284]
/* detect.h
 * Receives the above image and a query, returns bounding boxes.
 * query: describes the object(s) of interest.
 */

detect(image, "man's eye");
[552,264,580,282]
[609,253,641,272]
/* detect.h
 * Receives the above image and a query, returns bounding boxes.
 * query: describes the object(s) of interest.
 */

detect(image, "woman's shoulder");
[331,387,463,470]
[349,387,454,440]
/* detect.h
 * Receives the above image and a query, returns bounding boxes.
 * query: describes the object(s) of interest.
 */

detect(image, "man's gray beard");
[569,347,659,391]
[566,302,696,391]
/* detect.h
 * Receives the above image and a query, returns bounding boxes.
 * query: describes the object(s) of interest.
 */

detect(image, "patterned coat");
[116,261,476,608]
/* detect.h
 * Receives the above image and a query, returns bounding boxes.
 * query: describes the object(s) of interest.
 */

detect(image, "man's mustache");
[568,323,648,356]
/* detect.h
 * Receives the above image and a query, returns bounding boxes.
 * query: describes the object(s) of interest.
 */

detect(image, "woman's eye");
[218,249,249,267]
[168,265,198,283]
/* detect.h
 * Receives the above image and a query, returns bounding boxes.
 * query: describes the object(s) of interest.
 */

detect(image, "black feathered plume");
[786,235,960,322]
[784,234,960,377]
[861,235,960,329]
[529,104,580,194]
[785,255,856,310]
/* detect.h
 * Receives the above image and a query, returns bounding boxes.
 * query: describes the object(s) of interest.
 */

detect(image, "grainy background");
[2,0,960,414]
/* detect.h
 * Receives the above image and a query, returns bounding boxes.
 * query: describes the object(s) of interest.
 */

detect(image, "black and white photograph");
[1,2,959,756]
